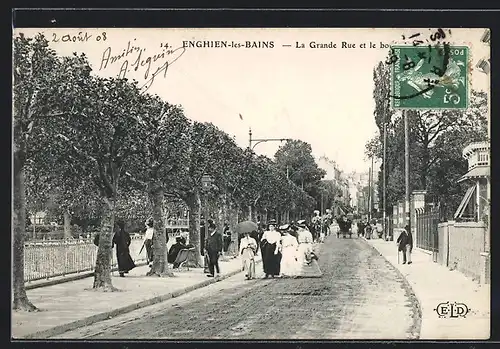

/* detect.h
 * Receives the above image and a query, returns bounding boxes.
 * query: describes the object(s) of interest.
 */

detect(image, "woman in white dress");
[239,231,258,280]
[279,225,299,278]
[296,220,313,265]
[295,220,323,278]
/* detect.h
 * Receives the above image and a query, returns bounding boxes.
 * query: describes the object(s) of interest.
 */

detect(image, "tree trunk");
[222,192,229,224]
[63,210,72,239]
[13,151,37,311]
[184,190,203,267]
[217,196,224,233]
[228,200,239,257]
[147,184,173,277]
[92,196,117,291]
[248,204,252,221]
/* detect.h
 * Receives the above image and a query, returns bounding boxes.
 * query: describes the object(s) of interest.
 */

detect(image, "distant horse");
[336,217,352,238]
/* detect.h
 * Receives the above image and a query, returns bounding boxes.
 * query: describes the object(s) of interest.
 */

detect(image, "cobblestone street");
[56,235,420,340]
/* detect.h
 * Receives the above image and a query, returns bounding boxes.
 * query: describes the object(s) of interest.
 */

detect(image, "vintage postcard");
[12,27,490,340]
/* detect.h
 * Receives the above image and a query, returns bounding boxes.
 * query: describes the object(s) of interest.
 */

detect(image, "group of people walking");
[95,213,329,281]
[239,219,322,280]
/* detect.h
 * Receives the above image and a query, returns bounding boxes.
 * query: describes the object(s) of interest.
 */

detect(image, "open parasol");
[234,220,259,234]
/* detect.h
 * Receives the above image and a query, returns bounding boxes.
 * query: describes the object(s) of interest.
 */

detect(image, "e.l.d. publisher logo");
[434,301,470,318]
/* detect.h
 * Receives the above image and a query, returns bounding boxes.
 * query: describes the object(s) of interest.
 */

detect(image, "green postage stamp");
[390,44,469,109]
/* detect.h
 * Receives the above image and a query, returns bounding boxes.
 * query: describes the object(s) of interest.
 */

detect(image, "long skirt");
[280,246,299,277]
[297,243,313,266]
[116,247,136,273]
[262,242,281,276]
[241,247,256,279]
[296,246,322,278]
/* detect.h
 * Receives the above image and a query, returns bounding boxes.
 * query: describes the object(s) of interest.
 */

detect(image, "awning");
[454,185,476,219]
[457,166,490,183]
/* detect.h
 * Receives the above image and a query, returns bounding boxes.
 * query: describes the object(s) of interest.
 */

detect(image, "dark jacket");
[397,229,413,251]
[168,242,187,263]
[112,228,136,273]
[205,231,223,254]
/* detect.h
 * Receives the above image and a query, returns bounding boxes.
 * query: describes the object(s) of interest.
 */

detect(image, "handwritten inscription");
[51,31,107,43]
[99,40,186,93]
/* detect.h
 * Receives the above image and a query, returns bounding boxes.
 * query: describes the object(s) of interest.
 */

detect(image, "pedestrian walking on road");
[397,225,413,264]
[205,220,223,278]
[279,224,299,278]
[260,221,282,278]
[240,231,258,280]
[113,220,136,277]
[296,220,313,265]
[144,218,155,267]
[364,223,372,240]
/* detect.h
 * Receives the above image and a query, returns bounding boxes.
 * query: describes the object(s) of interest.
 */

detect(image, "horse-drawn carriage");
[336,213,354,238]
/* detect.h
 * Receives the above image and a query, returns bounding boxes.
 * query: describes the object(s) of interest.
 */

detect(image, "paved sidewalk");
[12,254,261,339]
[363,237,490,340]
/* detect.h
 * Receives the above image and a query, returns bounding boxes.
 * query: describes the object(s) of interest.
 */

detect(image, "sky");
[16,28,490,173]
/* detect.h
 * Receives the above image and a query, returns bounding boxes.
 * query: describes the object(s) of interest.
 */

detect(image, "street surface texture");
[55,235,420,340]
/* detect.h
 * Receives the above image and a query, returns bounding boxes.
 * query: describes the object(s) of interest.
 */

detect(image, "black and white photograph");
[12,23,490,340]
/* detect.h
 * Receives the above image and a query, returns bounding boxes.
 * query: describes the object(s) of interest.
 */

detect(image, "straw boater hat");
[297,219,306,227]
[279,224,290,232]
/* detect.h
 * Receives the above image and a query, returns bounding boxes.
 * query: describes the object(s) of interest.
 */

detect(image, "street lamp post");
[248,127,291,152]
[247,127,291,221]
[201,174,214,273]
[404,110,411,234]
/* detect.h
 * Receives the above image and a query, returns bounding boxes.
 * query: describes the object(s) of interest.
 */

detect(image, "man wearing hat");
[396,225,413,264]
[205,219,223,278]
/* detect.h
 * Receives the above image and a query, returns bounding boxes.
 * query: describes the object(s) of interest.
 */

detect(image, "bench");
[173,247,196,271]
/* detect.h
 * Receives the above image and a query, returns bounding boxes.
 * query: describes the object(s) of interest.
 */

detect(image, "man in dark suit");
[205,219,223,278]
[397,225,413,264]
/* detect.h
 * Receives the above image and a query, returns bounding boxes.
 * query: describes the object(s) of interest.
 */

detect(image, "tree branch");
[428,121,453,144]
[97,159,114,196]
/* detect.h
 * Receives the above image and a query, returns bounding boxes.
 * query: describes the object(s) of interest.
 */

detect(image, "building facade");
[454,141,490,222]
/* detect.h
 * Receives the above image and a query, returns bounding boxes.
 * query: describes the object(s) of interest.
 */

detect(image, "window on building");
[454,185,477,222]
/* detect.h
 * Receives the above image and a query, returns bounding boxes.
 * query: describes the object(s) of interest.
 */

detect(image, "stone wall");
[437,221,488,283]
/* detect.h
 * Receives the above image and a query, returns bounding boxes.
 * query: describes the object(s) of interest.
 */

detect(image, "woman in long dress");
[239,231,258,280]
[260,223,282,278]
[296,222,314,266]
[279,225,299,278]
[113,221,136,277]
[296,220,322,278]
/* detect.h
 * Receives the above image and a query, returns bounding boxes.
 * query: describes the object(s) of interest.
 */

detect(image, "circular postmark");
[384,28,470,109]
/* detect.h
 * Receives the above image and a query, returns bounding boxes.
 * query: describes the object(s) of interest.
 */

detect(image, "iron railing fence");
[415,206,440,253]
[24,236,146,283]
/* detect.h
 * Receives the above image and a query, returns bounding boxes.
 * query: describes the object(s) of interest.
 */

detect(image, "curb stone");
[21,259,262,339]
[360,239,422,340]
